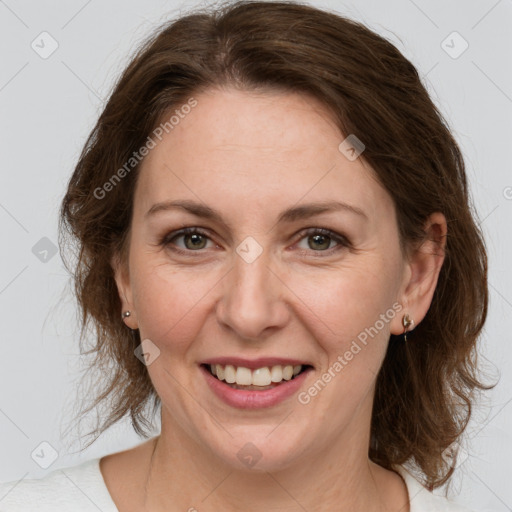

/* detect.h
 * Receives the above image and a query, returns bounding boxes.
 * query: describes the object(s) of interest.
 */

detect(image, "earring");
[122,311,131,320]
[402,314,414,341]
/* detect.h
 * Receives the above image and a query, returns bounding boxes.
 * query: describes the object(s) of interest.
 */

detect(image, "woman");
[0,1,492,510]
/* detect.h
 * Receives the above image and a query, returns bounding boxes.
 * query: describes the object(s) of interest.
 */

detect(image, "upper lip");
[201,357,312,370]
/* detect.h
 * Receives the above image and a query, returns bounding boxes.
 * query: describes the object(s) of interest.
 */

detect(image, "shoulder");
[393,465,476,512]
[0,458,118,511]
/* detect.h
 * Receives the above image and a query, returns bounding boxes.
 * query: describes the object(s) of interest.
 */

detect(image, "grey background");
[0,0,511,510]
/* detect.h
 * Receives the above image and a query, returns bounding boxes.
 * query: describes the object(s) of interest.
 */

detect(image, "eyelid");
[160,226,351,255]
[160,227,216,254]
[293,227,350,251]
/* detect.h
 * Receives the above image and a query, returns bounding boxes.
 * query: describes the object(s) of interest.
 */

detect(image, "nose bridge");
[217,241,288,340]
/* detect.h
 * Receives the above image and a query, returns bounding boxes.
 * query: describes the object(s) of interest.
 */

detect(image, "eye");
[160,226,350,256]
[294,228,350,255]
[161,227,215,253]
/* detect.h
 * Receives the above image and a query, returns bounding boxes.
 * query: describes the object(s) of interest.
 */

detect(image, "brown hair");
[59,0,493,489]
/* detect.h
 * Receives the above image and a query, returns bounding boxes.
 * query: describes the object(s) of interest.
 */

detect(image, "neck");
[140,416,406,512]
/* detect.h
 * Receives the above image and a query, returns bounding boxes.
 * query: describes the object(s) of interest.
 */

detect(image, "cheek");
[291,265,401,419]
[289,259,401,375]
[296,261,398,334]
[130,255,222,353]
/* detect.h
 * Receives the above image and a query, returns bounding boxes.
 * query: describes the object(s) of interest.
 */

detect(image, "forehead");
[134,87,394,225]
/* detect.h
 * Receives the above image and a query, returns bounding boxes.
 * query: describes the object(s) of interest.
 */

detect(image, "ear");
[390,212,447,336]
[111,251,138,330]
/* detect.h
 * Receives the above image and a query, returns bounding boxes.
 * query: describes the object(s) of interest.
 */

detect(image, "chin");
[208,431,307,473]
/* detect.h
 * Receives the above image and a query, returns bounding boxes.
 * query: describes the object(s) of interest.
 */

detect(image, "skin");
[103,87,447,512]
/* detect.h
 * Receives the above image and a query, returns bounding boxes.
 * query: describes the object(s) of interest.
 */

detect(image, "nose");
[215,249,290,341]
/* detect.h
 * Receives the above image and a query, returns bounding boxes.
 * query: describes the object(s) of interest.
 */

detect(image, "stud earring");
[122,310,137,332]
[402,314,414,341]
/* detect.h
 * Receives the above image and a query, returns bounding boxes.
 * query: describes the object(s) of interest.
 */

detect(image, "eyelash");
[159,226,351,257]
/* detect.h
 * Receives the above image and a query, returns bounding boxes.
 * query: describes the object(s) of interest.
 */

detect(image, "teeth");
[224,364,236,384]
[215,364,224,381]
[250,367,271,386]
[236,366,253,385]
[270,365,282,382]
[282,365,293,380]
[208,364,304,386]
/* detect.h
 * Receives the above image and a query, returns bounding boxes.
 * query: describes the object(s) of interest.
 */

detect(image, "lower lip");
[200,365,312,409]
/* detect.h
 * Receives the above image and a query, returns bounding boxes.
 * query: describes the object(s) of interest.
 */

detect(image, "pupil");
[309,234,330,250]
[186,233,206,249]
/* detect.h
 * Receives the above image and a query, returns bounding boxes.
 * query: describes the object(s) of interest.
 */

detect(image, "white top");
[0,458,474,511]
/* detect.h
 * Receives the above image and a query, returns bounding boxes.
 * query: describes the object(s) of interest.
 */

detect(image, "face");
[115,87,414,471]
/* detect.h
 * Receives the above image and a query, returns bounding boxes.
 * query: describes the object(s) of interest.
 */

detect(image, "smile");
[199,360,314,409]
[206,363,309,389]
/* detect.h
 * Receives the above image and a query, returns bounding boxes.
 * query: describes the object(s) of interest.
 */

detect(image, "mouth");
[200,363,313,391]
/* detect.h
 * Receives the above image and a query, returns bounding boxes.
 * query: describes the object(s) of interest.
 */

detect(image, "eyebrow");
[145,199,368,224]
